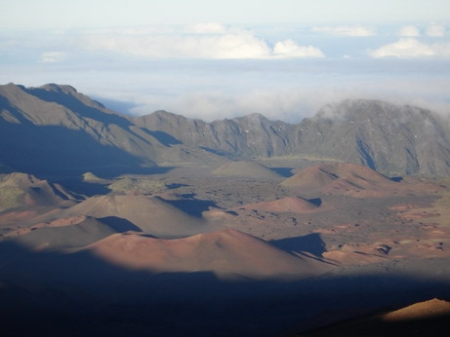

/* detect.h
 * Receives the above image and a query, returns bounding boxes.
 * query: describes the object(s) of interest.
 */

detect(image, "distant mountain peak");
[314,99,394,120]
[38,83,79,95]
[314,99,436,121]
[151,109,187,119]
[237,112,267,120]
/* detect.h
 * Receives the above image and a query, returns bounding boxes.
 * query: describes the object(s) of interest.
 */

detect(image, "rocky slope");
[292,100,450,176]
[0,172,78,212]
[135,111,295,158]
[2,83,450,177]
[0,83,227,177]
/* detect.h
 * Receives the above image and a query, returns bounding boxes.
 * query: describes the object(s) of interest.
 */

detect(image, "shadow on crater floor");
[0,239,449,337]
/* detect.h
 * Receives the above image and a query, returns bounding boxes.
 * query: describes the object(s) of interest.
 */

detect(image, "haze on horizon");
[1,0,450,122]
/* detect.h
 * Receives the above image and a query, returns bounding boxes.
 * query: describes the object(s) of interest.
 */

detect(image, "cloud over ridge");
[1,20,449,123]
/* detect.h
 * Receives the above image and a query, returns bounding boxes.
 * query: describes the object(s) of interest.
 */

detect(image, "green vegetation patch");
[82,172,106,182]
[0,186,25,212]
[108,177,167,194]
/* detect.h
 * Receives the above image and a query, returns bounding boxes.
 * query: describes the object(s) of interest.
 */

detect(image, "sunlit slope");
[86,229,331,279]
[4,215,117,250]
[297,298,450,337]
[63,194,211,237]
[212,160,282,179]
[240,196,320,213]
[0,172,77,212]
[282,162,446,197]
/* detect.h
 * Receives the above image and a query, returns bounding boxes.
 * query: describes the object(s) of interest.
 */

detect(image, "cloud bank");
[398,25,421,37]
[1,22,449,123]
[81,24,324,59]
[311,25,376,36]
[426,23,446,37]
[119,78,450,122]
[40,51,66,63]
[370,38,450,58]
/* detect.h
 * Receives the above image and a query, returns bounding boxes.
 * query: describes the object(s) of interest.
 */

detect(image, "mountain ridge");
[1,83,450,177]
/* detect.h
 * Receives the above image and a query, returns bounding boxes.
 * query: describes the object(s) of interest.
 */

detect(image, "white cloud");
[128,89,323,122]
[187,22,228,34]
[311,25,376,36]
[370,38,442,58]
[433,43,450,57]
[398,25,420,37]
[273,39,324,58]
[426,23,445,37]
[81,24,324,60]
[121,79,450,122]
[4,22,450,123]
[40,51,66,63]
[4,55,450,122]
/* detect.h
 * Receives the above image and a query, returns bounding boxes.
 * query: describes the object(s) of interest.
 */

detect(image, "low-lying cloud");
[426,23,446,37]
[273,39,324,58]
[311,25,376,36]
[370,38,450,58]
[40,51,67,63]
[106,74,450,122]
[397,25,421,37]
[397,24,446,38]
[1,22,449,123]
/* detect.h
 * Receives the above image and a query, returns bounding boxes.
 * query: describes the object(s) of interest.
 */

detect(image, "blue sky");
[1,0,450,121]
[3,0,450,28]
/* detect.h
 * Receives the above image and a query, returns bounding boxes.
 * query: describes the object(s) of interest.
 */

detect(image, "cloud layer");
[81,24,324,59]
[1,22,450,122]
[398,25,421,37]
[426,23,446,37]
[312,25,376,36]
[370,38,450,58]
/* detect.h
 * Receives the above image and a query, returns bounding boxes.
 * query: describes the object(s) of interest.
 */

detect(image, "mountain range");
[1,82,450,336]
[1,82,450,177]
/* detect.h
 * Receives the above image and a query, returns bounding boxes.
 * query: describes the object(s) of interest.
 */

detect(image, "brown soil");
[1,162,450,336]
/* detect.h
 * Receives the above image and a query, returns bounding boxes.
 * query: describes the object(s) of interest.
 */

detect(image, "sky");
[1,0,450,122]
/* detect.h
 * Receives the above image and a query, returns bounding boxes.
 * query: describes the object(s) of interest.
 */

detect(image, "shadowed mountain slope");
[0,161,12,174]
[2,83,450,177]
[0,237,448,337]
[0,83,154,176]
[292,99,450,176]
[0,83,227,177]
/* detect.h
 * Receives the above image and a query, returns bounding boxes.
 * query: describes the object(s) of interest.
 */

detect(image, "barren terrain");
[1,162,449,336]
